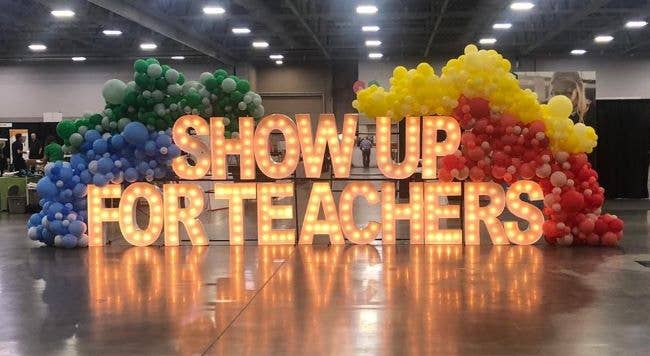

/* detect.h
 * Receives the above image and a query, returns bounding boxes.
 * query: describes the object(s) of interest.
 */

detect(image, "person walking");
[359,136,373,168]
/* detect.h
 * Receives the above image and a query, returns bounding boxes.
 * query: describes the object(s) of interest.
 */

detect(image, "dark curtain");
[594,100,650,199]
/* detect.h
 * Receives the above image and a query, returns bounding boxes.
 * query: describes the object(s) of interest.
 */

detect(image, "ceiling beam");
[284,0,330,60]
[233,0,298,49]
[424,0,451,57]
[86,0,235,65]
[522,0,612,55]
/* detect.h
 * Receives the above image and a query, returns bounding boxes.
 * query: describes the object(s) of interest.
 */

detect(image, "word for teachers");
[87,114,545,247]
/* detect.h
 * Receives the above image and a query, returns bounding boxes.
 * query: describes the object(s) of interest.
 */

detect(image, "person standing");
[12,133,27,171]
[359,136,373,168]
[29,133,43,159]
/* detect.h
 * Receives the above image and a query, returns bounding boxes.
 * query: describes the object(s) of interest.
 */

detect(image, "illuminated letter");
[421,116,461,179]
[424,182,462,244]
[300,182,343,244]
[172,115,211,179]
[464,182,507,245]
[254,114,300,179]
[381,182,423,244]
[376,116,420,179]
[257,182,295,244]
[119,183,164,246]
[87,184,121,246]
[213,183,257,245]
[339,182,381,244]
[505,180,544,245]
[163,183,208,246]
[296,113,357,178]
[210,117,255,180]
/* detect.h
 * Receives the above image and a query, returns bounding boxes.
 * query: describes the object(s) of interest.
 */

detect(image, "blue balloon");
[86,149,96,160]
[72,183,87,198]
[48,220,65,235]
[111,134,126,150]
[62,234,77,248]
[68,220,87,237]
[144,141,157,156]
[80,170,92,184]
[41,229,54,246]
[124,168,138,183]
[122,122,149,145]
[93,173,108,186]
[59,166,73,181]
[93,138,108,155]
[156,134,172,147]
[97,157,113,174]
[167,144,181,158]
[37,178,58,199]
[28,213,42,227]
[84,129,102,143]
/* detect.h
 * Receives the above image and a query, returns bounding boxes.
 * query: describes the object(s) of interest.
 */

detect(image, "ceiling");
[1,0,650,65]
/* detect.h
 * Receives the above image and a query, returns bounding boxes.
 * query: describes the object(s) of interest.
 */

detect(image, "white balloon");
[165,69,179,84]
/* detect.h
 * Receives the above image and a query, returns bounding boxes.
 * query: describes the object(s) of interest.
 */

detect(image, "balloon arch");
[28,45,623,248]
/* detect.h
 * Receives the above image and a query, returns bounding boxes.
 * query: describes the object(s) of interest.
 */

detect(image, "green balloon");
[214,69,228,78]
[89,114,103,126]
[134,59,148,73]
[56,120,76,140]
[230,91,244,103]
[177,73,185,85]
[236,80,250,93]
[205,77,219,91]
[146,58,159,65]
[155,77,167,91]
[135,72,150,88]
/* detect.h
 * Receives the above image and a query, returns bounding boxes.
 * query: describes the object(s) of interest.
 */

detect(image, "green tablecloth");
[0,176,40,211]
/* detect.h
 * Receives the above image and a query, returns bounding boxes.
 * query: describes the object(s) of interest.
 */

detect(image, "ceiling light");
[269,54,284,60]
[570,49,586,55]
[368,52,383,59]
[362,25,380,32]
[28,44,47,51]
[51,9,75,18]
[625,20,647,28]
[252,41,269,48]
[479,38,497,45]
[510,2,534,11]
[493,23,512,29]
[140,42,157,50]
[171,56,185,60]
[71,56,86,62]
[203,6,225,15]
[232,27,251,34]
[594,35,613,43]
[365,40,382,47]
[102,29,122,36]
[356,5,378,14]
[275,60,283,65]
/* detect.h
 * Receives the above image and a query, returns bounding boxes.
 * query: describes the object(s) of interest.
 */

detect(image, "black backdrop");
[0,122,60,160]
[594,100,650,199]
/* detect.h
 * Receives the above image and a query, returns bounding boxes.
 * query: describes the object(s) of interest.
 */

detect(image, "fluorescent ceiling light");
[171,56,185,60]
[362,25,380,32]
[71,56,86,61]
[232,27,251,34]
[140,42,157,50]
[493,23,512,29]
[570,49,586,55]
[102,29,122,36]
[275,60,283,65]
[625,20,647,28]
[252,41,269,48]
[510,2,535,11]
[365,40,382,47]
[356,5,378,14]
[203,6,225,15]
[479,38,497,44]
[269,54,284,60]
[594,35,613,43]
[28,44,47,51]
[51,9,75,18]
[368,52,383,59]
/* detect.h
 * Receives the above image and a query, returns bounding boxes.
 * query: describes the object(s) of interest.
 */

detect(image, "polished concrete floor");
[0,199,649,355]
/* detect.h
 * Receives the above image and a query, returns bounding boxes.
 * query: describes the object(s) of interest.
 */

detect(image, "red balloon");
[560,190,585,213]
[608,217,624,232]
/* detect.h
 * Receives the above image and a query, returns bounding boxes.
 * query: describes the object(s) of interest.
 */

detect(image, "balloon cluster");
[353,45,623,247]
[353,44,597,154]
[439,96,623,246]
[29,58,265,248]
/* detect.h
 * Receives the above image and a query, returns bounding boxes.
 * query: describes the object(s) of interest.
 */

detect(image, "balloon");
[147,63,163,79]
[56,120,77,140]
[221,78,236,92]
[102,79,127,105]
[122,122,149,145]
